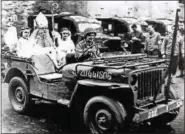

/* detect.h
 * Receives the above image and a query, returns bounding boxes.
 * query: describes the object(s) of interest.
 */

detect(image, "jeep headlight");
[130,74,138,85]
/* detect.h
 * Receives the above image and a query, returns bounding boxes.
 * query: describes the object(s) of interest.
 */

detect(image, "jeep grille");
[137,69,163,99]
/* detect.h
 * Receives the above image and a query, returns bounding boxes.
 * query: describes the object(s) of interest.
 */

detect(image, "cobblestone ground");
[1,77,184,133]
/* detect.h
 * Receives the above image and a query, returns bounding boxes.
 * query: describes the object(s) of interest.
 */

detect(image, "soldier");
[130,24,145,54]
[161,28,184,83]
[145,25,161,57]
[75,28,100,61]
[177,27,185,78]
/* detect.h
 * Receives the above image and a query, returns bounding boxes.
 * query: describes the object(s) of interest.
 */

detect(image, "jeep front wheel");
[84,96,126,134]
[8,77,30,114]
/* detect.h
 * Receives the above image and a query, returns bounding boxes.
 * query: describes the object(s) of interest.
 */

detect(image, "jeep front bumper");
[133,98,183,123]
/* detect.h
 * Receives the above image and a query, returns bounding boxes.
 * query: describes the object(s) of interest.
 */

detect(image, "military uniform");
[145,32,161,56]
[75,39,99,59]
[130,30,144,54]
[75,28,99,61]
[161,34,183,75]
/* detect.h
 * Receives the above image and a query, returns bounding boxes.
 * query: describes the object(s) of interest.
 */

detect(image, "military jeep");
[2,49,183,133]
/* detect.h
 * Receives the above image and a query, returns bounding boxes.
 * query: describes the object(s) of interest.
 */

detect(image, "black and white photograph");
[1,0,184,133]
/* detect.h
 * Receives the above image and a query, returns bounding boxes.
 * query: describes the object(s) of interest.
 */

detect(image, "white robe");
[16,37,34,58]
[57,39,75,53]
[4,26,18,52]
[55,32,75,67]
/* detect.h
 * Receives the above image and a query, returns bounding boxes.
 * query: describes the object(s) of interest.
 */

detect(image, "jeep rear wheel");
[151,85,180,126]
[8,77,30,114]
[84,96,126,134]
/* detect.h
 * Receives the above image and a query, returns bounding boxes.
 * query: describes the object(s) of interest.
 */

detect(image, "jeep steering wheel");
[81,44,98,59]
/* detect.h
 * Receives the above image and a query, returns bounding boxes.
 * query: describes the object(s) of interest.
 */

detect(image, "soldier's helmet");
[84,28,97,37]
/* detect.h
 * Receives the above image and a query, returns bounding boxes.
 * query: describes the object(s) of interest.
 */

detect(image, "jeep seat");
[32,54,63,81]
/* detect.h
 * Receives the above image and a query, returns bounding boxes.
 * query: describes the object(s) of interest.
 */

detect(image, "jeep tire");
[151,85,180,126]
[8,77,30,114]
[84,96,126,133]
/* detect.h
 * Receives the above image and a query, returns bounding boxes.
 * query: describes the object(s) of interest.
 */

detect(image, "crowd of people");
[2,12,184,81]
[2,12,99,68]
[128,23,185,80]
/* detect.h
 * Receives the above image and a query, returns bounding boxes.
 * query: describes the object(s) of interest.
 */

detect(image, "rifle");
[165,9,180,101]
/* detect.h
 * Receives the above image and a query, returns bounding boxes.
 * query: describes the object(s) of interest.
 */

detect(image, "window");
[78,23,102,33]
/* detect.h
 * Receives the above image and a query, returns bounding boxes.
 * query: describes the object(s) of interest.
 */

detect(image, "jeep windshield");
[78,22,103,33]
[69,15,103,33]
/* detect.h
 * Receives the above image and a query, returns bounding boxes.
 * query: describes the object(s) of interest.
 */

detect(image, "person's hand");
[158,40,162,45]
[2,45,10,51]
[83,50,91,57]
[132,37,140,41]
[52,30,60,39]
[162,54,166,59]
[87,48,93,53]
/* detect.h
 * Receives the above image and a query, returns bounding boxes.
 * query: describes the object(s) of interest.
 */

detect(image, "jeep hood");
[61,54,168,83]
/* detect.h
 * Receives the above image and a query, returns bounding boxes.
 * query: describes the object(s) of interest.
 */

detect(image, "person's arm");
[94,43,100,57]
[75,41,84,58]
[15,39,21,53]
[12,42,18,53]
[45,29,55,47]
[51,30,61,48]
[157,33,161,46]
[131,31,143,42]
[161,37,167,57]
[129,32,134,43]
[181,38,184,56]
[178,37,183,55]
[139,32,145,42]
[157,33,161,41]
[30,29,39,40]
[144,35,148,51]
[70,40,75,53]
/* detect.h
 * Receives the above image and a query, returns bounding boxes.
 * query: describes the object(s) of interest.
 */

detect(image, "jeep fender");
[4,67,27,84]
[69,79,134,110]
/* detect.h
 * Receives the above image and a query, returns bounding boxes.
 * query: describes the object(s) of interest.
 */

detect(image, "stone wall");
[1,1,88,38]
